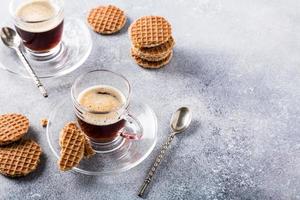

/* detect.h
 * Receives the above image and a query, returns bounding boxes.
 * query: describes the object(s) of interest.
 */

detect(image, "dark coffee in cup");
[77,85,127,143]
[15,0,64,52]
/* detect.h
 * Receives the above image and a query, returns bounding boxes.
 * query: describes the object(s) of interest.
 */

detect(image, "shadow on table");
[177,119,201,139]
[151,47,236,88]
[118,17,132,35]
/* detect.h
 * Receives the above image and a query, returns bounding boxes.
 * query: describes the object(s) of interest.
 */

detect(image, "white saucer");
[0,18,92,78]
[46,98,158,175]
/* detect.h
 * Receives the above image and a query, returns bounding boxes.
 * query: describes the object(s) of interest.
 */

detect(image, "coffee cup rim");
[71,69,131,115]
[9,0,64,24]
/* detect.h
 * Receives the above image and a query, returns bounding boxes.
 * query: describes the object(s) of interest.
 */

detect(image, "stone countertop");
[0,0,300,199]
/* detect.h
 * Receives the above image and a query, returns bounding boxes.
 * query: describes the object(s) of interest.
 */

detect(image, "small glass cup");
[71,70,143,153]
[10,0,64,60]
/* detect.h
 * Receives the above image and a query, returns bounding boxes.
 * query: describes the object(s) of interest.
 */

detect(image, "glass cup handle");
[120,114,143,140]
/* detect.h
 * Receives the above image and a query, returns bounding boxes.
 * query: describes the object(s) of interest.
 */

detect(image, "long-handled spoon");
[138,107,192,198]
[0,27,48,97]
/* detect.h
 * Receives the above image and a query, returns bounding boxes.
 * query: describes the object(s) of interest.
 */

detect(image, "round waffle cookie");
[58,122,85,171]
[87,5,126,34]
[129,16,172,48]
[131,50,173,69]
[131,47,170,62]
[133,36,175,61]
[0,114,29,146]
[0,139,42,177]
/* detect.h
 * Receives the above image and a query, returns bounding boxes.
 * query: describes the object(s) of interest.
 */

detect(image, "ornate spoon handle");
[15,47,48,97]
[138,133,176,197]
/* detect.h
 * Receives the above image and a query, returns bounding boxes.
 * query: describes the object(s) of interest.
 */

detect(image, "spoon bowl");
[170,107,192,134]
[0,27,21,48]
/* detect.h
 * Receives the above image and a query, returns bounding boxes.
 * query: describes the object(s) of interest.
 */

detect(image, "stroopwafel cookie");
[58,122,85,171]
[133,36,175,60]
[129,16,172,48]
[131,47,170,62]
[87,5,126,34]
[0,113,29,146]
[131,50,173,69]
[0,139,42,177]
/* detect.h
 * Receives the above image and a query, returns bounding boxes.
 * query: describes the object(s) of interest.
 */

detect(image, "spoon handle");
[15,48,48,97]
[138,133,176,197]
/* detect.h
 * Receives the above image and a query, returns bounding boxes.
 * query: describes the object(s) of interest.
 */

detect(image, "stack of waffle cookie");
[0,113,42,177]
[129,16,175,69]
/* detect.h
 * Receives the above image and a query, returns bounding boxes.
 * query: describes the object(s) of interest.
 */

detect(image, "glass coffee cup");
[10,0,64,60]
[71,70,143,152]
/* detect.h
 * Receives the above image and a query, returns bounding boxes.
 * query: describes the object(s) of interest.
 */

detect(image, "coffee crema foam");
[78,85,126,126]
[15,0,63,33]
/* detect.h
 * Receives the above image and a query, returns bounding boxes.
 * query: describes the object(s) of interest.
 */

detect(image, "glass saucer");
[0,18,92,79]
[46,98,157,175]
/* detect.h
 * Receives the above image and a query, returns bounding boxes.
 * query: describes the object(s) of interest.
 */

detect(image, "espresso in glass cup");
[71,70,143,152]
[10,0,64,59]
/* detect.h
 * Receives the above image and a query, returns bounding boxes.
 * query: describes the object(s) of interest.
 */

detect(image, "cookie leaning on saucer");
[87,5,126,34]
[131,50,173,69]
[58,122,86,171]
[59,123,95,160]
[0,113,29,146]
[0,139,42,177]
[129,16,172,48]
[132,36,175,61]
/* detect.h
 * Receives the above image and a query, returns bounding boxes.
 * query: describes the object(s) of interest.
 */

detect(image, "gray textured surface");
[0,0,300,199]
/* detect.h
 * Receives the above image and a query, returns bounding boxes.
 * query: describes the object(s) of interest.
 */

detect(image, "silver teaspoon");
[138,107,192,198]
[0,27,48,97]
